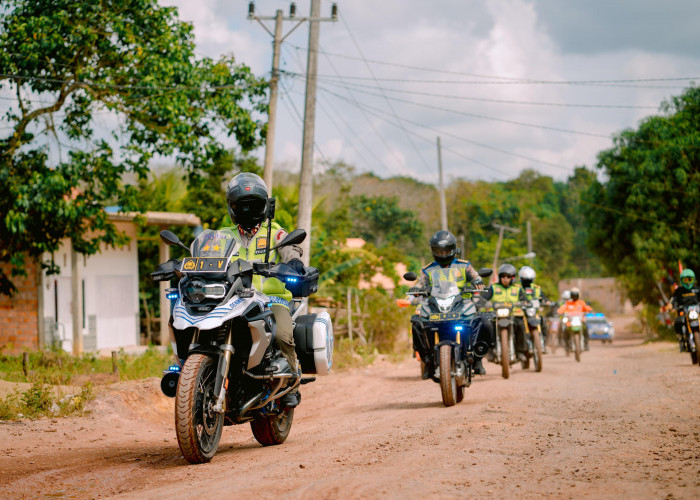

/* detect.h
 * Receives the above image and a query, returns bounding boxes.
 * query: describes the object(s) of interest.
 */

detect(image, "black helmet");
[226,173,269,231]
[498,263,517,279]
[571,287,580,301]
[429,230,457,266]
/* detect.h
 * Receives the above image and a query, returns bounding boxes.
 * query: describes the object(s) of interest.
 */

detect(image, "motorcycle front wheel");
[175,354,224,464]
[500,329,510,379]
[251,407,294,445]
[532,329,543,372]
[573,333,581,362]
[439,344,462,406]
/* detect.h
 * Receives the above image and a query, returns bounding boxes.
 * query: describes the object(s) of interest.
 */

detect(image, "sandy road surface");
[1,324,699,499]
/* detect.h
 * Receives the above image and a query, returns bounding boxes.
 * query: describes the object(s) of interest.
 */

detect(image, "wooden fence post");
[347,288,353,340]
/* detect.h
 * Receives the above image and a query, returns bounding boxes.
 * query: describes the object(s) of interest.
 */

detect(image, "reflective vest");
[423,261,473,299]
[523,284,542,301]
[491,283,523,315]
[227,221,292,305]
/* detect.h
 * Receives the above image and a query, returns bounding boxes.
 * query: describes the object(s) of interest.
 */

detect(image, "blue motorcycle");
[404,269,492,407]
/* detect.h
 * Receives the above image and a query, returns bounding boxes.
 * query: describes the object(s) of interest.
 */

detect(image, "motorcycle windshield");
[431,280,461,300]
[189,229,239,259]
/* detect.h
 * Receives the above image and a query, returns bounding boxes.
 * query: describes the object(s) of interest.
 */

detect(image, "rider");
[411,230,489,378]
[481,263,527,359]
[556,287,593,350]
[669,269,700,351]
[225,172,304,407]
[518,266,550,352]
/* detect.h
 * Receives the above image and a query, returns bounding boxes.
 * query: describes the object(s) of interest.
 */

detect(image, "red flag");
[678,260,684,275]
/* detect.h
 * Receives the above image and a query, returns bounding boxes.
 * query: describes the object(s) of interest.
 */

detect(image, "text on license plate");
[181,257,228,272]
[429,312,460,321]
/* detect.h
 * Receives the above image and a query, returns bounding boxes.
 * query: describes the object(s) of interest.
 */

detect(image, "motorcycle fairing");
[172,293,267,330]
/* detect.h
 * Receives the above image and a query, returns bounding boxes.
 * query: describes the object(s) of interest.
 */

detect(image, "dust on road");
[1,324,699,499]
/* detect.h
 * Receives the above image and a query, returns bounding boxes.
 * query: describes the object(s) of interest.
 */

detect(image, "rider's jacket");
[417,259,481,299]
[482,283,526,314]
[557,299,593,316]
[523,284,544,301]
[670,286,700,310]
[226,221,302,306]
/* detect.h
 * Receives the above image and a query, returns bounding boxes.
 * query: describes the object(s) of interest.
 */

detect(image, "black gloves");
[288,258,305,274]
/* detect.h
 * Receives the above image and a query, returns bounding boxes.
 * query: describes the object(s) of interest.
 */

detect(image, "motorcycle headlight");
[183,279,226,303]
[689,310,699,320]
[436,297,454,312]
[497,308,510,318]
[526,307,536,316]
[571,317,582,326]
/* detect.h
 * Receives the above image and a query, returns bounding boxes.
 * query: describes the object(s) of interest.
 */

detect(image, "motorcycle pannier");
[293,311,333,375]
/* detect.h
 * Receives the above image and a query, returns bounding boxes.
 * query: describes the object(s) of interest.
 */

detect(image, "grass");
[0,345,174,421]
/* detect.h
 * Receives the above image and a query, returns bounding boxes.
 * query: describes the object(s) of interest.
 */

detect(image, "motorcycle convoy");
[149,173,698,463]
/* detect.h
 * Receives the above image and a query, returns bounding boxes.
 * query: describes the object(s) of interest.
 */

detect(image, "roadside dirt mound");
[88,377,173,426]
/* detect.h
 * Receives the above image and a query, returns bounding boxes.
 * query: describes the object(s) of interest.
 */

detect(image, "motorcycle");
[678,303,700,366]
[562,312,585,362]
[490,302,519,379]
[521,300,544,372]
[404,269,492,407]
[152,209,332,464]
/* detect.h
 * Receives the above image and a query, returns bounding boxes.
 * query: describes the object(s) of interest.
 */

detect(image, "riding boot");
[474,358,486,375]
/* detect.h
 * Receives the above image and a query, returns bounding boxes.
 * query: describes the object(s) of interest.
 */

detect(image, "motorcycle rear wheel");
[175,354,224,464]
[439,344,462,406]
[573,333,581,362]
[251,407,295,446]
[533,329,543,372]
[500,329,510,379]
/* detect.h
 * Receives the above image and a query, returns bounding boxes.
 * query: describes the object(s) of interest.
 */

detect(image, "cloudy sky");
[162,0,700,184]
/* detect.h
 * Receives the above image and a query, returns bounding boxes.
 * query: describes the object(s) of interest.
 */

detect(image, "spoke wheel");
[533,329,543,372]
[175,354,224,464]
[500,329,510,379]
[439,344,459,407]
[251,407,295,446]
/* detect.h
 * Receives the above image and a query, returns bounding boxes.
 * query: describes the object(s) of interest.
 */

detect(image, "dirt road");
[1,324,699,499]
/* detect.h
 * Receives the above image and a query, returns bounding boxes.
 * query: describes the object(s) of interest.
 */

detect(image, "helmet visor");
[682,276,694,284]
[431,244,455,258]
[230,198,267,227]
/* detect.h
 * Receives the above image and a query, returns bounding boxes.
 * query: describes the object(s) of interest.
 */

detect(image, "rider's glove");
[288,258,305,274]
[409,287,423,293]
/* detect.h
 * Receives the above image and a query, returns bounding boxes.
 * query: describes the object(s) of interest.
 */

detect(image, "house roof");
[107,211,201,227]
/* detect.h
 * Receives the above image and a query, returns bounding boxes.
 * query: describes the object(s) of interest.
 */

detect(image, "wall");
[558,277,634,315]
[0,257,39,353]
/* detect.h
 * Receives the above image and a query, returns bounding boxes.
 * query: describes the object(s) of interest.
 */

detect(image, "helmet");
[680,268,696,290]
[429,230,457,266]
[226,173,269,231]
[571,287,580,301]
[497,263,517,280]
[561,290,571,301]
[518,266,536,287]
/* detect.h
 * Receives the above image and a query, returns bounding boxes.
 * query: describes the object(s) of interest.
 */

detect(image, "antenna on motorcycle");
[160,230,189,251]
[264,198,276,264]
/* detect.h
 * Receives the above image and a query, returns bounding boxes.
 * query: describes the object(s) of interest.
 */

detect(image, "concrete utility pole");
[490,222,521,283]
[297,0,337,264]
[437,136,448,231]
[248,2,311,190]
[70,243,83,355]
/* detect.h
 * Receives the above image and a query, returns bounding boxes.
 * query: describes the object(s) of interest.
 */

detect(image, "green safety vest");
[425,261,473,299]
[491,283,523,315]
[523,284,542,301]
[227,221,293,304]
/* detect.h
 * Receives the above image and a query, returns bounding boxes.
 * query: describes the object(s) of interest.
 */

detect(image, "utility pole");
[490,222,521,283]
[437,136,448,231]
[297,0,337,264]
[248,2,311,190]
[71,243,83,355]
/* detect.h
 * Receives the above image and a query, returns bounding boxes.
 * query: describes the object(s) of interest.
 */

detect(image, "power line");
[288,72,611,139]
[290,43,700,85]
[312,78,660,110]
[338,17,434,173]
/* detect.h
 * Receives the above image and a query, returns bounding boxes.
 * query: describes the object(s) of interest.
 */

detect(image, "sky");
[17,0,700,187]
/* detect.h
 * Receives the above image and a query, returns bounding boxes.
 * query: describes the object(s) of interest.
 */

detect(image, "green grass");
[0,381,94,421]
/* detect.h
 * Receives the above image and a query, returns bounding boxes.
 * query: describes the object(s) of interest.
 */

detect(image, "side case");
[293,311,333,375]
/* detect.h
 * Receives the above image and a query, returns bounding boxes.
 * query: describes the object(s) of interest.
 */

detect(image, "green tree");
[0,0,268,294]
[584,86,700,304]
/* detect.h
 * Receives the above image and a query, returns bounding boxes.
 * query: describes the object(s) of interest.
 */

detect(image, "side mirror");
[403,272,418,281]
[160,230,189,251]
[478,267,493,279]
[274,228,306,249]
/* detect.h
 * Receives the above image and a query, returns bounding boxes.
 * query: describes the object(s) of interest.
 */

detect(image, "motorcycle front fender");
[497,318,511,328]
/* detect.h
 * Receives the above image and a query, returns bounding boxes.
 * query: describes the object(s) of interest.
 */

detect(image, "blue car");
[585,313,615,343]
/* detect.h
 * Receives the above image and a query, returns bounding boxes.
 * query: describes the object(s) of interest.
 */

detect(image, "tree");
[584,86,700,304]
[0,0,268,294]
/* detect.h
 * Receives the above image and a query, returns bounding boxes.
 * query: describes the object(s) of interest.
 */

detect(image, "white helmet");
[561,290,571,301]
[518,266,536,281]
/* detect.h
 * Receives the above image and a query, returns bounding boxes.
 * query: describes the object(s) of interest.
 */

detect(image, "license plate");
[429,312,460,321]
[181,257,228,273]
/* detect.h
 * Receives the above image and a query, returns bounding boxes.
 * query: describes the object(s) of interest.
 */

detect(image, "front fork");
[212,330,234,414]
